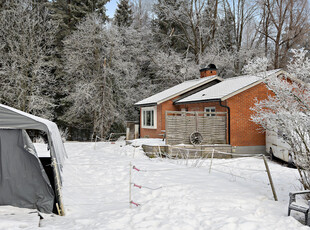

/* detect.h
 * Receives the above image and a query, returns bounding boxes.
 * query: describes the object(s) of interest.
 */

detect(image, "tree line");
[0,0,309,140]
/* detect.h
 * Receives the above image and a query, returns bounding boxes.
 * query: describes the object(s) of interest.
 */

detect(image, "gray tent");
[0,104,67,215]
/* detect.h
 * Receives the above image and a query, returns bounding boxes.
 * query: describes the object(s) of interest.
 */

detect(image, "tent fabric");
[0,129,54,213]
[0,104,67,175]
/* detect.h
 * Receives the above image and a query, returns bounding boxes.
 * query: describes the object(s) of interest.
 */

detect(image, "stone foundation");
[141,144,233,159]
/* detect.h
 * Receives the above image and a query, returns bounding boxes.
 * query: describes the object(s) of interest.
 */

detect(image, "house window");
[142,107,157,129]
[204,107,215,116]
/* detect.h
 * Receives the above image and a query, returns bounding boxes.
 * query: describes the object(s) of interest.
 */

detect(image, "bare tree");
[224,0,257,52]
[131,0,153,28]
[258,0,309,68]
[223,0,258,72]
[155,0,213,64]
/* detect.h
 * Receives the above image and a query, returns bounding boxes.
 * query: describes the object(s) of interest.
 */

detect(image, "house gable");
[135,75,222,107]
[173,79,221,104]
[175,69,284,104]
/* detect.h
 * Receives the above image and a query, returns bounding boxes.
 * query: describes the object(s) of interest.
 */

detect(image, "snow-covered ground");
[126,138,166,147]
[1,140,309,229]
[0,206,39,229]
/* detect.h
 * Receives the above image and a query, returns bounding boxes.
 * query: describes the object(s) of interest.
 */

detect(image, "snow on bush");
[251,49,310,190]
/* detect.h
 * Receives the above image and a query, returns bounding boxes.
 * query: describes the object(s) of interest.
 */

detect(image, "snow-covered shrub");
[242,57,269,75]
[59,128,69,143]
[251,49,310,190]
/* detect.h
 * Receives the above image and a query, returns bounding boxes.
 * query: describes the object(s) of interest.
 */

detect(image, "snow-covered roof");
[176,69,283,103]
[135,75,221,106]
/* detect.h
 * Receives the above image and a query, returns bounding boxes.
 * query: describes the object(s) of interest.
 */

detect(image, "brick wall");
[226,82,273,146]
[140,97,179,138]
[140,104,162,138]
[140,82,273,146]
[200,70,217,78]
[179,101,226,113]
[140,100,228,140]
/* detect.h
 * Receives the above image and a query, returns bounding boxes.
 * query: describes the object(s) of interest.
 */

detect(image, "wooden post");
[134,124,139,140]
[133,141,136,159]
[262,155,278,201]
[55,203,61,216]
[165,111,168,145]
[195,112,198,132]
[94,136,97,150]
[52,158,65,216]
[158,145,162,158]
[129,162,132,208]
[209,149,215,174]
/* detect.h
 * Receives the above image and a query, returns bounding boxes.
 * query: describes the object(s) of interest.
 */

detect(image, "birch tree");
[0,0,57,118]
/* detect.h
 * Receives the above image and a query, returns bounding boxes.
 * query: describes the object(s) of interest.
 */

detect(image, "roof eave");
[134,102,157,107]
[135,76,222,106]
[221,69,285,101]
[174,98,221,105]
[156,76,223,104]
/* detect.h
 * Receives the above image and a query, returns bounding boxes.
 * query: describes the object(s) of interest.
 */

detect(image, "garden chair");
[288,190,310,225]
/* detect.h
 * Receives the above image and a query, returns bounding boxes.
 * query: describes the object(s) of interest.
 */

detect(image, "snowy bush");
[59,128,69,143]
[242,57,269,75]
[251,50,310,190]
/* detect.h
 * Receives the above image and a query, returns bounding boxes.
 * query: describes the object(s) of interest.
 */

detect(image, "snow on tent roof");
[0,104,67,169]
[135,75,220,106]
[176,69,282,103]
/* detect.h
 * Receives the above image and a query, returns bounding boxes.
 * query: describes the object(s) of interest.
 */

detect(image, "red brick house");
[135,65,285,154]
[135,64,222,138]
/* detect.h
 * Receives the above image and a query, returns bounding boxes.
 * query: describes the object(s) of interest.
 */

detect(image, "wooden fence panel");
[165,111,227,145]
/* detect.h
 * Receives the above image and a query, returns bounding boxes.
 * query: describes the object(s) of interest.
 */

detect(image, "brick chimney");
[200,64,217,78]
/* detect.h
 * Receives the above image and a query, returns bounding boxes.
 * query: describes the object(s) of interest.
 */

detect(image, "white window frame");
[141,106,157,129]
[204,107,216,116]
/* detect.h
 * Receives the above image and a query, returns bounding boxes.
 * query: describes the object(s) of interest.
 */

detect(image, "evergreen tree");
[68,0,109,29]
[114,0,133,27]
[50,0,110,38]
[152,0,186,52]
[62,14,117,139]
[48,0,110,129]
[0,0,58,118]
[49,0,110,57]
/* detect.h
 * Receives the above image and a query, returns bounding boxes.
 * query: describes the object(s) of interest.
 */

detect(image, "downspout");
[219,100,230,145]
